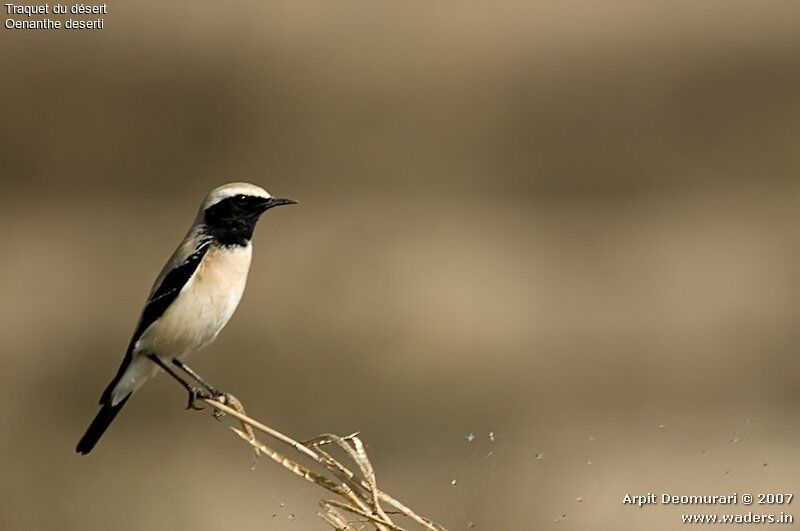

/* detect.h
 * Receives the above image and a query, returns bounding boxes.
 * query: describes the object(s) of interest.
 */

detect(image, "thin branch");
[202,397,318,460]
[200,395,447,531]
[324,500,411,531]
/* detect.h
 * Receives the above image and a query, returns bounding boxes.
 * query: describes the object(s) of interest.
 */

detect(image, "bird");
[76,182,296,455]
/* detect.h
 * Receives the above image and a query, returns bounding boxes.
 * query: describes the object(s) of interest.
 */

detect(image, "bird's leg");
[171,359,232,420]
[147,355,208,410]
[171,359,221,396]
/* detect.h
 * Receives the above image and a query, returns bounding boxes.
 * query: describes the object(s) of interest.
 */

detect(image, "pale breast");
[136,244,253,358]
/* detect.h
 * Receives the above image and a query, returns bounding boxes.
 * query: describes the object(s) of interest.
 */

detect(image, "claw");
[185,385,209,411]
[210,391,232,420]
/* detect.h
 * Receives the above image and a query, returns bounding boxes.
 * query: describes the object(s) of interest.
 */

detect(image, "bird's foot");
[210,390,233,420]
[185,385,210,411]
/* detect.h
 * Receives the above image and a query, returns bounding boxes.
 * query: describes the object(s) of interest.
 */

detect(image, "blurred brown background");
[1,1,799,529]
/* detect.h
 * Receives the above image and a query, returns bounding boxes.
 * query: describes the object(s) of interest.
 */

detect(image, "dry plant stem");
[230,428,394,531]
[315,445,445,530]
[316,446,375,504]
[201,396,446,531]
[321,434,393,525]
[318,504,362,531]
[229,428,352,494]
[216,394,260,458]
[324,500,411,531]
[303,436,444,530]
[229,425,376,518]
[202,397,317,460]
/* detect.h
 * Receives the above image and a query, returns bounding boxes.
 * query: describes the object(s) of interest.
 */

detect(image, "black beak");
[258,197,298,212]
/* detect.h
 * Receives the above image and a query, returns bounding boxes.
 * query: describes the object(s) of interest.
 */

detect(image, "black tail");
[76,394,131,455]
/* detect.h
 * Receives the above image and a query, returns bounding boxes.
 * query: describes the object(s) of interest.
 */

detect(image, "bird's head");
[200,182,296,246]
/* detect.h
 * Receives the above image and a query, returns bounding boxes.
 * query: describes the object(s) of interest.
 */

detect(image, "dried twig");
[200,395,447,530]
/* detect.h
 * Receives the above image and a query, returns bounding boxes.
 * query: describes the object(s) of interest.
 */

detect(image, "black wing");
[99,242,211,404]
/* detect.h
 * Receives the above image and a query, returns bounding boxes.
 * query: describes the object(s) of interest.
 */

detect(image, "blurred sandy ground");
[1,1,799,529]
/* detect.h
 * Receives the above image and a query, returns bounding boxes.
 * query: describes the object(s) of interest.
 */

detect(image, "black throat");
[203,196,262,247]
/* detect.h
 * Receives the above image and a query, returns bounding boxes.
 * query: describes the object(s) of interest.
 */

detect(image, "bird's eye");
[235,194,248,204]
